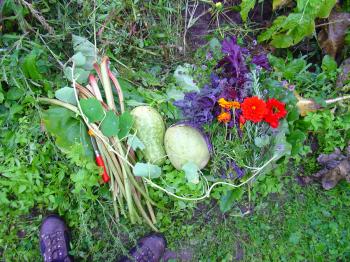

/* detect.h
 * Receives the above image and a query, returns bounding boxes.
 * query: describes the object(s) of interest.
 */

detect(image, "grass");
[162,178,350,261]
[1,0,350,261]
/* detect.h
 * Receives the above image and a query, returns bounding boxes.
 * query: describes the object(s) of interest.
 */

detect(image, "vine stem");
[143,155,278,202]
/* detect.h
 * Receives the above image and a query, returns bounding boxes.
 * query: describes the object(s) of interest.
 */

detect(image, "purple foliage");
[222,159,245,179]
[174,73,225,125]
[252,54,271,71]
[231,160,245,179]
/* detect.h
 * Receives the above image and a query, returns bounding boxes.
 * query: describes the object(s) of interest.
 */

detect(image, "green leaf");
[63,35,96,84]
[296,0,336,18]
[287,129,306,155]
[64,66,90,83]
[258,16,287,43]
[80,98,105,122]
[182,162,199,184]
[254,135,270,148]
[18,185,26,194]
[240,0,256,22]
[283,58,307,80]
[270,34,294,48]
[219,188,244,213]
[173,64,199,93]
[72,35,96,70]
[42,106,93,158]
[133,162,162,178]
[272,14,315,48]
[209,37,222,57]
[118,111,134,139]
[6,86,25,101]
[322,55,337,72]
[55,87,77,105]
[287,107,300,122]
[316,0,336,18]
[22,53,43,81]
[166,85,186,100]
[72,52,86,66]
[259,13,315,48]
[127,135,145,151]
[100,110,120,137]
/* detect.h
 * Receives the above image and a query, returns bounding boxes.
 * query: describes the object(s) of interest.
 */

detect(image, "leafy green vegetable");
[42,106,93,158]
[100,110,119,137]
[118,111,134,139]
[80,98,105,123]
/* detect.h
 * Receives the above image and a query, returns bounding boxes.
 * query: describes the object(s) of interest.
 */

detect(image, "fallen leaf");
[318,11,350,58]
[315,144,350,190]
[336,57,350,89]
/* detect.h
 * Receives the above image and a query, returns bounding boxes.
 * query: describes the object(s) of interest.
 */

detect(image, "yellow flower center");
[252,106,256,110]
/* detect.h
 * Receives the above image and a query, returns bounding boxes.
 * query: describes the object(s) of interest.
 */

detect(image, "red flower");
[263,114,279,128]
[265,98,287,119]
[241,96,267,123]
[263,98,287,128]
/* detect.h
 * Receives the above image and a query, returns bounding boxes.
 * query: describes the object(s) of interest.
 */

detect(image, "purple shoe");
[39,215,72,262]
[119,233,167,262]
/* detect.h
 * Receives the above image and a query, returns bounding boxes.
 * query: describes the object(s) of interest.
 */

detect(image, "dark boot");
[119,233,167,262]
[39,215,72,262]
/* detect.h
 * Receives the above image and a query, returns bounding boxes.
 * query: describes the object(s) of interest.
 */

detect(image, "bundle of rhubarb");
[39,57,157,230]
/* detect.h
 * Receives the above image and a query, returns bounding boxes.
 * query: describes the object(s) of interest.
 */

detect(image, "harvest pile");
[40,35,349,227]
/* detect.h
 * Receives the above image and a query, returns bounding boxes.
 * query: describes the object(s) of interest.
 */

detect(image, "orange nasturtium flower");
[218,98,240,110]
[217,111,231,123]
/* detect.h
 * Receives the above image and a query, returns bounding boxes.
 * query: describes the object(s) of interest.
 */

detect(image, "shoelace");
[41,231,69,262]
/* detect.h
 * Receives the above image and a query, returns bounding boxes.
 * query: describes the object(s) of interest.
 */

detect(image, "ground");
[1,1,350,261]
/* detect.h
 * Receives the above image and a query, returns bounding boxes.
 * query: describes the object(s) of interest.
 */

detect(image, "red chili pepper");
[95,154,110,183]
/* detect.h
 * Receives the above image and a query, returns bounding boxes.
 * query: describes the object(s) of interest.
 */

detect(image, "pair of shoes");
[40,215,166,262]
